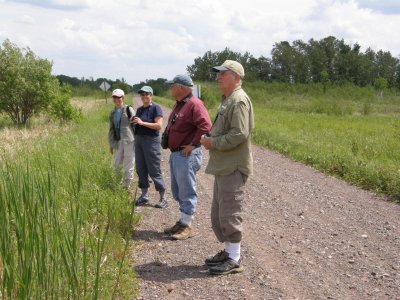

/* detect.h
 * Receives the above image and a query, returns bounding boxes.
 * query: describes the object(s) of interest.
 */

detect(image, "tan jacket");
[108,105,135,149]
[205,87,254,176]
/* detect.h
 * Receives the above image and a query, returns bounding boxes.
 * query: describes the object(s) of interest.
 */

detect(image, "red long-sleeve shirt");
[167,95,212,150]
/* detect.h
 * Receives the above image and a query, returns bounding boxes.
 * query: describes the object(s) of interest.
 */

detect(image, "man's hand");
[109,147,113,155]
[181,144,195,156]
[200,135,213,150]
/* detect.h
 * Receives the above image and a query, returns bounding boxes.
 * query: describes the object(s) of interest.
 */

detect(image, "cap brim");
[212,66,229,72]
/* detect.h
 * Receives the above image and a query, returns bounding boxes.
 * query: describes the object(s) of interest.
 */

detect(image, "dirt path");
[130,96,400,300]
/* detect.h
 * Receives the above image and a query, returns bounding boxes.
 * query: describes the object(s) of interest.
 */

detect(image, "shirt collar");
[222,86,242,101]
[176,93,192,104]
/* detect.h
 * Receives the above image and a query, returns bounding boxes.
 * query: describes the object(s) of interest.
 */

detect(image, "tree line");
[2,36,399,125]
[56,75,131,96]
[187,36,400,89]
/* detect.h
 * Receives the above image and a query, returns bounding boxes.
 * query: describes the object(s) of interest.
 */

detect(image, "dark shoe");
[171,225,193,240]
[164,221,184,235]
[209,258,244,275]
[205,250,229,266]
[135,195,149,206]
[154,197,167,208]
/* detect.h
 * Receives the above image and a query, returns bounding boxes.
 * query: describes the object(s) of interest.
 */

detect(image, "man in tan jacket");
[200,60,254,275]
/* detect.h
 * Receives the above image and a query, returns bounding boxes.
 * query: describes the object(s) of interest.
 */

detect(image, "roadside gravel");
[131,97,400,300]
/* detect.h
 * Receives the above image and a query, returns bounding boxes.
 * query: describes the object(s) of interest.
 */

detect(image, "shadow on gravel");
[136,262,209,283]
[134,229,165,242]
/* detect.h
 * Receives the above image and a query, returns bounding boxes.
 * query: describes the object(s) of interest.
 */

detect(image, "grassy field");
[0,97,139,298]
[161,82,400,201]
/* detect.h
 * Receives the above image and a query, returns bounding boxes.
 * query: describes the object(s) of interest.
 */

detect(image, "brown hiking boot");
[163,221,184,235]
[171,225,193,240]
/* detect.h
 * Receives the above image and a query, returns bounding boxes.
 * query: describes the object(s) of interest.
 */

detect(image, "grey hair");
[176,83,193,91]
[227,70,242,85]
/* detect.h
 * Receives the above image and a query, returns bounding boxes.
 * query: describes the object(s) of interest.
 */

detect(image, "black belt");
[170,144,201,152]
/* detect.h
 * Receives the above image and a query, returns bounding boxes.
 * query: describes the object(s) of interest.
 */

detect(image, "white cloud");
[9,0,96,10]
[1,0,399,84]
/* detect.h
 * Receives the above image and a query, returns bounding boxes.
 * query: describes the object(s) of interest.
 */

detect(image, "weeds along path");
[131,95,400,300]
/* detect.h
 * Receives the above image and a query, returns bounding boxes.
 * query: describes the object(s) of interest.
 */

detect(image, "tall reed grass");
[0,101,139,298]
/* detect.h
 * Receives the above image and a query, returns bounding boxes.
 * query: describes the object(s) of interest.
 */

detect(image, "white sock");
[225,242,241,262]
[179,212,194,226]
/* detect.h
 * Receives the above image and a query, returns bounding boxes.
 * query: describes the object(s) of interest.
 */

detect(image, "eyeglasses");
[216,70,234,78]
[112,96,122,99]
[139,93,151,96]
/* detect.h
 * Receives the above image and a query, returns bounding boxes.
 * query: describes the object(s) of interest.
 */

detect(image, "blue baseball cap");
[166,74,194,87]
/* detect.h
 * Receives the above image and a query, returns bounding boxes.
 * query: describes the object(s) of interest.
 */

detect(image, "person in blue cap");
[133,86,167,208]
[163,74,212,240]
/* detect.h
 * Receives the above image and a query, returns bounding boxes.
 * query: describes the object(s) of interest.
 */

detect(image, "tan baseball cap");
[212,60,245,77]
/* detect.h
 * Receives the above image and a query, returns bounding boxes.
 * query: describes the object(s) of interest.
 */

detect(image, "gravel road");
[131,96,400,300]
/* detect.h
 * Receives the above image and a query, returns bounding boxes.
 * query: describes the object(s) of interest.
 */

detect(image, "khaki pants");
[113,140,135,188]
[211,170,248,243]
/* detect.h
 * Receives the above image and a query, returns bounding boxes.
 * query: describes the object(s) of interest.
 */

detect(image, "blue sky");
[1,0,399,85]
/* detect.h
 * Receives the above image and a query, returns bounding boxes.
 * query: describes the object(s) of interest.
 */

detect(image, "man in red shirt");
[163,74,212,240]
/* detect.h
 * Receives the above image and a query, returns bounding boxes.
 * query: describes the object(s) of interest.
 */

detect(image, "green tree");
[358,48,377,86]
[375,50,398,87]
[374,76,388,97]
[0,39,58,125]
[132,78,168,96]
[187,48,264,82]
[307,38,328,82]
[112,77,131,94]
[187,50,219,81]
[320,70,329,93]
[256,56,272,81]
[271,41,296,83]
[292,40,311,83]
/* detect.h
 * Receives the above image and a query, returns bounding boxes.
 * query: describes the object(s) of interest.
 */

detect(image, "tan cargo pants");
[211,170,248,243]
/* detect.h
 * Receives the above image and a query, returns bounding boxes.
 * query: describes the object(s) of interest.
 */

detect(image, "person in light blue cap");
[133,86,167,208]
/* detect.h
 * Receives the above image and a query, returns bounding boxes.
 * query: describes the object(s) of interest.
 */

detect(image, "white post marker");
[99,81,111,103]
[193,84,201,99]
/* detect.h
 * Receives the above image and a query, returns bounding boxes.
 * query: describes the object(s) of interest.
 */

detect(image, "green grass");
[0,101,139,298]
[244,81,400,116]
[153,95,175,109]
[253,108,400,200]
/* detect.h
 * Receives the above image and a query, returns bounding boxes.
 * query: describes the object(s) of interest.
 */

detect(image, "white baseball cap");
[112,89,125,97]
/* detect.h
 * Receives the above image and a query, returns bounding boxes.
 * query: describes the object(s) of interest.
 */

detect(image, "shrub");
[50,84,81,123]
[200,84,220,109]
[0,39,59,125]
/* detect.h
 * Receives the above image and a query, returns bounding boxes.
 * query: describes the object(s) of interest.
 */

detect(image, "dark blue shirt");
[135,102,163,136]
